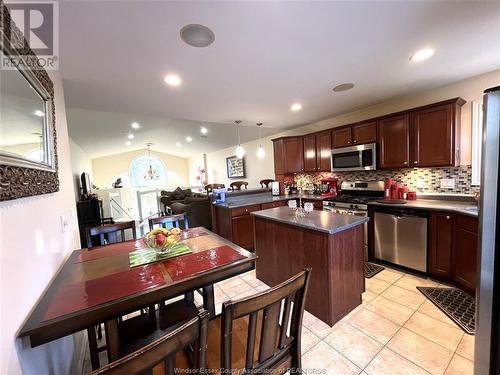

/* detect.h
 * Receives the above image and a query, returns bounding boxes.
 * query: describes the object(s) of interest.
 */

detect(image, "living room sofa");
[160,188,212,230]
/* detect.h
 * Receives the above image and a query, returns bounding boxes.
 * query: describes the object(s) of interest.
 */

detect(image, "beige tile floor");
[83,266,475,375]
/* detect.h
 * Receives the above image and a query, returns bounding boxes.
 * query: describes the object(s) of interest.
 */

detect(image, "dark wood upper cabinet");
[352,121,377,145]
[410,103,460,167]
[316,131,332,172]
[429,212,454,278]
[378,114,410,168]
[303,134,317,172]
[272,138,285,175]
[332,127,352,148]
[453,214,478,294]
[283,137,304,173]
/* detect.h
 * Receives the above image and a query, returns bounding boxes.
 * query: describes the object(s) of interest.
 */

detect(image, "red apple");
[155,233,167,246]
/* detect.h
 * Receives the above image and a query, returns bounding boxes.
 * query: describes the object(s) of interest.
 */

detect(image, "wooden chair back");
[205,184,225,193]
[229,181,248,191]
[260,179,275,188]
[85,221,136,248]
[148,213,189,231]
[221,269,311,374]
[90,310,209,375]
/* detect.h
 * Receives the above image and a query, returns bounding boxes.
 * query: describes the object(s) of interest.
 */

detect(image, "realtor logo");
[2,1,59,69]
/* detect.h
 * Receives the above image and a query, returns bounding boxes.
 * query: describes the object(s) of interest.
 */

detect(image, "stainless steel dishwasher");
[374,208,428,272]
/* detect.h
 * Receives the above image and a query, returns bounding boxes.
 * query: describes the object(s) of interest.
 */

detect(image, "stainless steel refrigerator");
[476,85,500,374]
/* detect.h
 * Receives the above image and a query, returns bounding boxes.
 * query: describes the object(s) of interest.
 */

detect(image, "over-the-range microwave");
[331,143,377,171]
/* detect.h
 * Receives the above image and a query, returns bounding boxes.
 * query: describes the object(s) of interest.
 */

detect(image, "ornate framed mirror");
[0,2,58,201]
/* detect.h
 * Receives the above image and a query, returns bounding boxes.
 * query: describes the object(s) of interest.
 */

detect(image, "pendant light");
[256,122,265,159]
[234,120,245,159]
[144,143,159,180]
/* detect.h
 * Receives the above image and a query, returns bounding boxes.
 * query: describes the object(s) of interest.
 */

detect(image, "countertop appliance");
[271,181,280,196]
[323,180,385,257]
[288,183,298,194]
[320,178,338,197]
[373,207,428,272]
[476,85,500,372]
[331,143,377,171]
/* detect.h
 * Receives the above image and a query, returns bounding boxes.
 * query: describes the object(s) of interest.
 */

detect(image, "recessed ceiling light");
[333,83,355,92]
[186,136,193,142]
[291,103,302,112]
[127,133,135,139]
[200,126,208,135]
[180,24,215,48]
[410,48,435,62]
[131,122,140,129]
[176,142,182,147]
[125,141,131,146]
[33,110,44,117]
[164,74,182,87]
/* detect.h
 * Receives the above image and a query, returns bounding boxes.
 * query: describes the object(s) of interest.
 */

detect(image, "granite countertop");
[368,199,479,217]
[251,207,369,235]
[213,193,326,208]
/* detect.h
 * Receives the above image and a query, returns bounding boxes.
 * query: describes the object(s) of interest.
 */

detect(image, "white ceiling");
[59,1,500,158]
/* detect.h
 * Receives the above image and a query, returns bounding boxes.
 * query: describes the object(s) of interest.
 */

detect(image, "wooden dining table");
[18,227,257,368]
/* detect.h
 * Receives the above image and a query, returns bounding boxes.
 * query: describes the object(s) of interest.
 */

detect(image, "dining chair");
[85,221,137,248]
[205,183,225,193]
[229,181,248,191]
[260,179,275,188]
[149,213,189,231]
[89,309,209,375]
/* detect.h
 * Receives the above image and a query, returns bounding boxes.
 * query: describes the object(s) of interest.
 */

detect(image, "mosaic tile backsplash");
[295,165,478,195]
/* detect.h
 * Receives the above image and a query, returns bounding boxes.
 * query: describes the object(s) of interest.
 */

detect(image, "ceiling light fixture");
[200,126,208,135]
[186,136,193,142]
[164,74,182,87]
[176,142,182,147]
[332,83,355,92]
[125,141,131,146]
[180,24,215,48]
[34,110,44,117]
[410,48,435,62]
[256,122,265,159]
[131,122,140,129]
[144,143,159,181]
[128,133,135,139]
[291,103,302,112]
[234,120,245,159]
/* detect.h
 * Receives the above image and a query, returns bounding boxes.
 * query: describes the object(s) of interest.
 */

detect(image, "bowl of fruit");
[143,227,182,254]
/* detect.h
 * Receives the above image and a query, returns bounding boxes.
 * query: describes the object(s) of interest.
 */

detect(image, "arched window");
[129,155,167,188]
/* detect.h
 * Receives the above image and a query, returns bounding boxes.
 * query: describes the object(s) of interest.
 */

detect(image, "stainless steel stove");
[323,181,384,256]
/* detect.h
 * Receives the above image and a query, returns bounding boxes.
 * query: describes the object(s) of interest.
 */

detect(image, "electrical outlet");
[416,179,425,190]
[440,178,455,189]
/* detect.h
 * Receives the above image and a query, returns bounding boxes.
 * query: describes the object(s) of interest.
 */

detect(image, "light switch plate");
[440,178,455,189]
[60,214,68,233]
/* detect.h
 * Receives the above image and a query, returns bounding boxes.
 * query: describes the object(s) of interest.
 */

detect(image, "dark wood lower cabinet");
[453,214,478,294]
[231,215,255,250]
[428,211,478,295]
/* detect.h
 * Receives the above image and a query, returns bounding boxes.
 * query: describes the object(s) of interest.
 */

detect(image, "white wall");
[69,138,93,200]
[0,71,82,374]
[202,69,500,181]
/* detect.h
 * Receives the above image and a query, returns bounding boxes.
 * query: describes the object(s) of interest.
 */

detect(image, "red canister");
[384,178,393,199]
[407,191,417,200]
[398,186,409,200]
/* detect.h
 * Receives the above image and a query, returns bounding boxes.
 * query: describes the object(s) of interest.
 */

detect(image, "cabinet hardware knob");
[446,215,450,220]
[403,161,408,165]
[414,161,419,164]
[353,140,357,143]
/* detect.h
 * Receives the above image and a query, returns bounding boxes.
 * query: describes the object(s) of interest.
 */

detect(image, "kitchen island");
[251,207,368,326]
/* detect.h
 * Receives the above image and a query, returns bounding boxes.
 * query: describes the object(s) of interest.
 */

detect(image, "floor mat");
[365,262,385,279]
[417,286,475,334]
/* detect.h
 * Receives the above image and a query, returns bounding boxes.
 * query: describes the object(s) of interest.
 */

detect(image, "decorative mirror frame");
[0,1,59,201]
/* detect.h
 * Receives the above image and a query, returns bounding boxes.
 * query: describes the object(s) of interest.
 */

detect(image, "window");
[129,155,167,188]
[471,100,483,186]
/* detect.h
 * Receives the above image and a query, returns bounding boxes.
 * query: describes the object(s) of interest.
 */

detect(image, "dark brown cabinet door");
[303,134,317,172]
[378,114,410,168]
[352,121,377,145]
[284,137,304,173]
[411,104,454,167]
[272,139,285,175]
[453,215,478,294]
[232,215,255,251]
[316,131,332,171]
[332,127,352,148]
[429,212,453,278]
